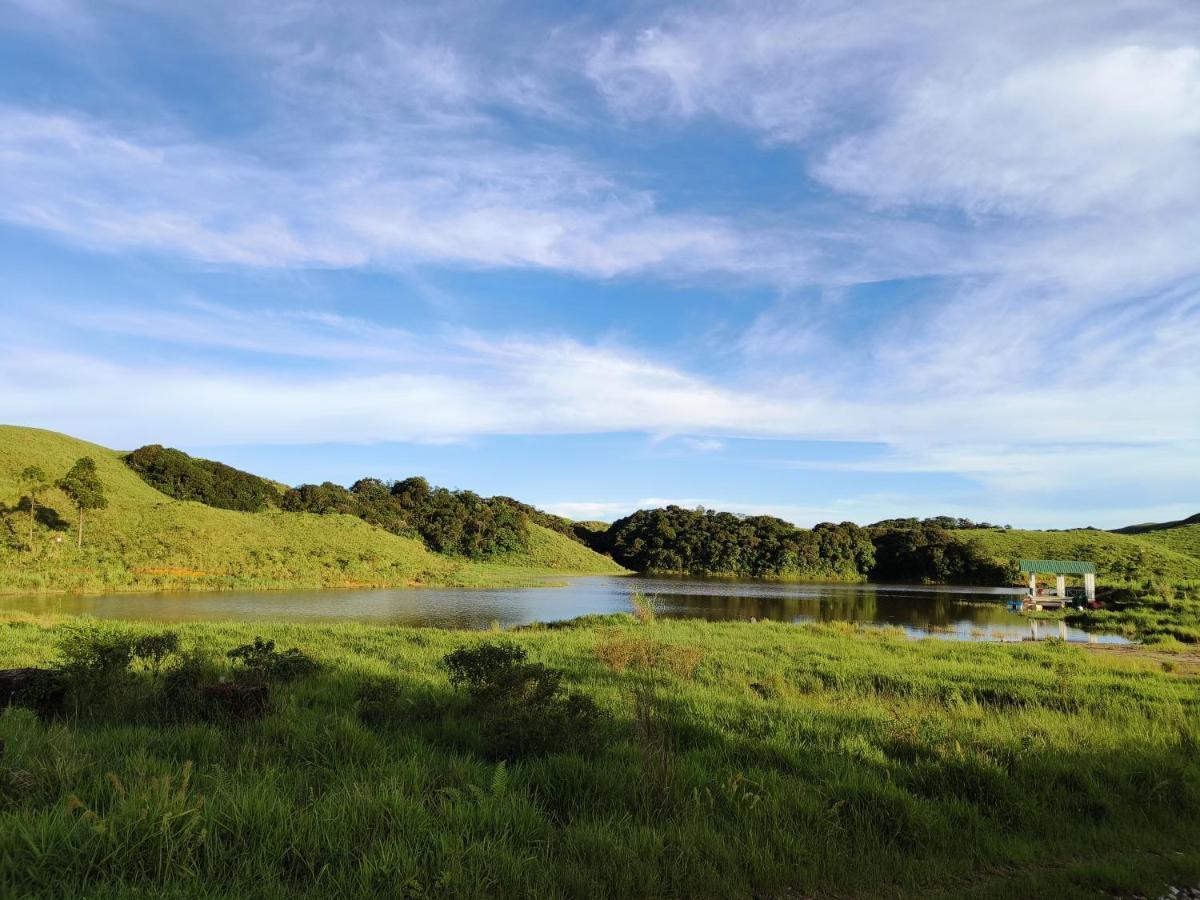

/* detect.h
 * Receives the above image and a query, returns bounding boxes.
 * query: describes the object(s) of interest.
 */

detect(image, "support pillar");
[1084,572,1095,602]
[1056,574,1066,598]
[1029,572,1037,595]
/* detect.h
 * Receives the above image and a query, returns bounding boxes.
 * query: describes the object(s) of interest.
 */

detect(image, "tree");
[57,457,108,549]
[18,465,50,549]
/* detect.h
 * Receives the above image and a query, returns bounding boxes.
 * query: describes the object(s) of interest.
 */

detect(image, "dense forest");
[601,506,1015,584]
[598,507,875,580]
[124,446,1016,580]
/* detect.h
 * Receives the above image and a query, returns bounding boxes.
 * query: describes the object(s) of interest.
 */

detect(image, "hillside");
[1108,512,1200,562]
[955,527,1200,583]
[0,426,625,594]
[1112,512,1200,534]
[1133,524,1200,561]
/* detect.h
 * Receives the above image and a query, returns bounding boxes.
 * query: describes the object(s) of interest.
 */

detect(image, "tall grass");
[629,590,657,624]
[0,613,1196,898]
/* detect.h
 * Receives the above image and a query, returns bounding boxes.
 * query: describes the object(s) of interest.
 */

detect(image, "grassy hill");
[954,527,1200,583]
[0,426,625,594]
[1130,524,1200,562]
[1109,512,1200,563]
[1112,512,1200,534]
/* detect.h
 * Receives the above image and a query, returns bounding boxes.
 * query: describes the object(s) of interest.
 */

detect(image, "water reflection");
[1,576,1129,644]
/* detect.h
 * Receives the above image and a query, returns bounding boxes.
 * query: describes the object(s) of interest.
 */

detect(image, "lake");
[3,576,1129,643]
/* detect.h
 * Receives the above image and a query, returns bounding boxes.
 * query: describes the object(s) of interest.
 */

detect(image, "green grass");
[1135,524,1200,562]
[1066,580,1200,645]
[0,614,1196,898]
[0,426,625,594]
[955,527,1200,583]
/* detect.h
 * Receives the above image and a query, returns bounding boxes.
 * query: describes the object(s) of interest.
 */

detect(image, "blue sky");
[2,0,1198,528]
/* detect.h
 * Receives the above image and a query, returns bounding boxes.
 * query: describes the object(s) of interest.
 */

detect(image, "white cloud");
[816,44,1200,219]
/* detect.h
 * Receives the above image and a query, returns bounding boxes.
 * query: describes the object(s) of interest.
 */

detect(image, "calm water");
[4,576,1129,644]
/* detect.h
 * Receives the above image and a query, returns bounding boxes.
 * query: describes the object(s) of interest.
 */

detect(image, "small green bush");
[443,641,527,691]
[442,642,604,760]
[56,622,136,681]
[156,650,220,722]
[132,630,181,676]
[227,637,319,683]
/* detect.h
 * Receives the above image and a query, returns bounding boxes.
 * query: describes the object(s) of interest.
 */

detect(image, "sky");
[1,0,1198,529]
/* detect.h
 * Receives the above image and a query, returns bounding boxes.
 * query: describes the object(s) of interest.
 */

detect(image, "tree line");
[126,445,282,512]
[125,445,543,558]
[281,477,530,559]
[121,445,1016,581]
[597,506,1014,584]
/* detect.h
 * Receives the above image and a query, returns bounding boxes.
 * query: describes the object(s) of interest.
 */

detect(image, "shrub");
[443,642,527,691]
[56,622,135,685]
[54,623,143,718]
[156,650,219,722]
[132,631,181,676]
[442,642,604,760]
[227,638,319,683]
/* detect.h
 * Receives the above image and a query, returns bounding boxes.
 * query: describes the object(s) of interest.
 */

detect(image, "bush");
[227,638,319,683]
[443,642,527,691]
[56,622,136,685]
[132,630,181,676]
[630,591,657,624]
[156,650,219,722]
[442,642,604,760]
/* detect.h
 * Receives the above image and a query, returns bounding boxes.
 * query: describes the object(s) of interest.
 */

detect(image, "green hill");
[954,527,1200,583]
[1108,513,1200,562]
[0,426,625,594]
[1132,524,1200,561]
[1112,512,1200,534]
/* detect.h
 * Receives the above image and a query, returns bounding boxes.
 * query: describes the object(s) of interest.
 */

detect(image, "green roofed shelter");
[1018,560,1096,575]
[1018,559,1096,602]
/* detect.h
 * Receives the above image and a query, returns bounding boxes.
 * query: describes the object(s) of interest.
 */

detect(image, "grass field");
[0,426,625,594]
[0,614,1196,898]
[955,527,1200,582]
